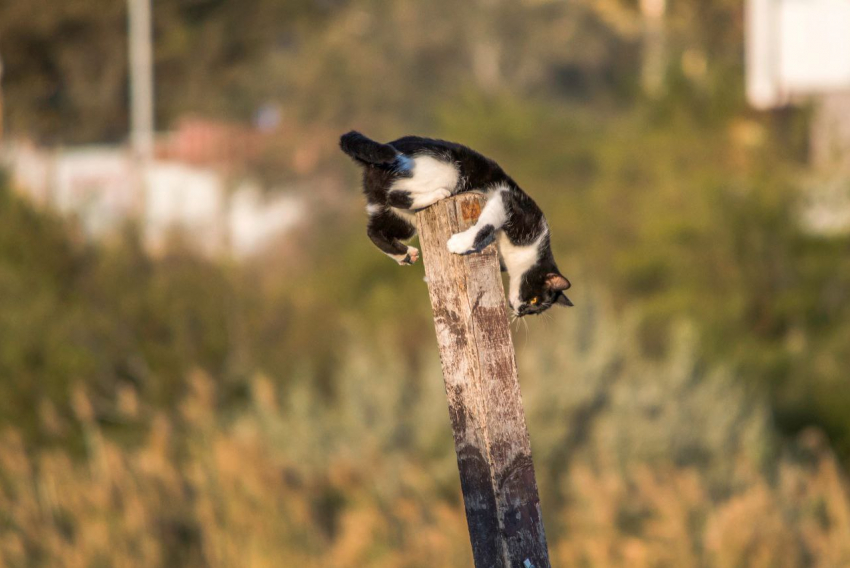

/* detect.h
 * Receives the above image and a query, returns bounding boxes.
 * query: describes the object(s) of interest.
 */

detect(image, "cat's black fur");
[340,131,572,316]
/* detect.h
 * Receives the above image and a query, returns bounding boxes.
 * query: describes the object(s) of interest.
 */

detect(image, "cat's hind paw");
[397,246,419,265]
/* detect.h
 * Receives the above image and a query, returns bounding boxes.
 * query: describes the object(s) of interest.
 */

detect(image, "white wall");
[229,182,306,258]
[747,0,850,109]
[143,162,225,255]
[4,143,306,258]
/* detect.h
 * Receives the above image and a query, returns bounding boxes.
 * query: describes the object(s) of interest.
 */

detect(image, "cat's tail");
[339,131,398,165]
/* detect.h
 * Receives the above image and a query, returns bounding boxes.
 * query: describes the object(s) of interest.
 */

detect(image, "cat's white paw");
[447,230,476,255]
[396,246,419,265]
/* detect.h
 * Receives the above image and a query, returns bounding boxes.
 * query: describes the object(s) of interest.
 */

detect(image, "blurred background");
[1,0,850,566]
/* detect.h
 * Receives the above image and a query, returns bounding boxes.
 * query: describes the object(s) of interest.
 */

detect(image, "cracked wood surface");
[416,194,551,568]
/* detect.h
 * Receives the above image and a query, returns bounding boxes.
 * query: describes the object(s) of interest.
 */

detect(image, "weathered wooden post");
[416,194,551,568]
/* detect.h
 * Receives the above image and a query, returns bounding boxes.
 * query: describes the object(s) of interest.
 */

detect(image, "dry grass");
[2,301,850,567]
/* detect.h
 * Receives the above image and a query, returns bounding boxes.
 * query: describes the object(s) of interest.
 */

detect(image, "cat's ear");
[555,292,574,307]
[545,273,571,291]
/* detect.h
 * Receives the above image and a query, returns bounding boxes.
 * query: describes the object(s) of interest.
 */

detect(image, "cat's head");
[513,269,572,317]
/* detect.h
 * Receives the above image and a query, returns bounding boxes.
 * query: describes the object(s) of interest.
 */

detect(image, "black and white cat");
[340,131,573,317]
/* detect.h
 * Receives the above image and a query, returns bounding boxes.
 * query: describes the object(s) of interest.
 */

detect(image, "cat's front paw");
[447,229,476,255]
[397,246,419,265]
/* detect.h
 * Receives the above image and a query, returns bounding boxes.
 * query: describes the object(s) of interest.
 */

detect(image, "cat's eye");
[529,297,539,305]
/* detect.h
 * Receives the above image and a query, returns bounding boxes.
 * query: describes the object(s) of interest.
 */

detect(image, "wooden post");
[416,194,551,568]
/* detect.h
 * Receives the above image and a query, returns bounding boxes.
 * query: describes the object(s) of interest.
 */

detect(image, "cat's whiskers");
[542,310,554,330]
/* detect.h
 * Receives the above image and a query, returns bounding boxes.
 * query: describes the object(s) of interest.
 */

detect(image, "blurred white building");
[2,135,305,258]
[143,162,225,255]
[746,0,850,109]
[52,146,139,237]
[229,183,305,258]
[746,0,850,234]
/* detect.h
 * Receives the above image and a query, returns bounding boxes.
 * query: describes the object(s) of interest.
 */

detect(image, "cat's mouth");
[514,294,573,317]
[515,305,546,317]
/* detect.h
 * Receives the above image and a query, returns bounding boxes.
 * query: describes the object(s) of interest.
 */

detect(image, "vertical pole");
[128,0,154,162]
[0,52,4,143]
[416,194,551,568]
[746,0,782,109]
[641,0,667,97]
[128,0,154,232]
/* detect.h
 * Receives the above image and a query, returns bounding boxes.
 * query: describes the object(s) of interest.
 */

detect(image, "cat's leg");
[367,206,419,265]
[447,188,508,255]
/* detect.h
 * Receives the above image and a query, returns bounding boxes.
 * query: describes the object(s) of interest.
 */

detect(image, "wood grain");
[416,194,551,568]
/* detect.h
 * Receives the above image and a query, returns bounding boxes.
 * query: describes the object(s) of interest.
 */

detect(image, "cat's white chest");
[497,230,545,308]
[497,232,541,275]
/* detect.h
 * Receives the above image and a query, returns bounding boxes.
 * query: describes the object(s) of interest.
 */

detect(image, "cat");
[340,131,573,317]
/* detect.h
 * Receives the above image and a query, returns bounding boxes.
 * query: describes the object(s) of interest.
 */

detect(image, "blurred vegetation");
[2,311,850,567]
[1,0,850,565]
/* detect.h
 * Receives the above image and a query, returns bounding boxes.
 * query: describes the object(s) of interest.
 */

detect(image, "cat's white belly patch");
[390,155,459,200]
